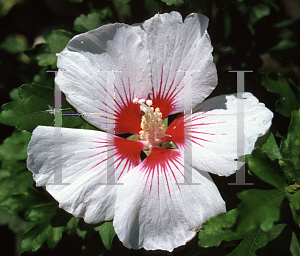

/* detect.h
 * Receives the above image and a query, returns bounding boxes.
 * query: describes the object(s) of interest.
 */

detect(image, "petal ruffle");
[113,147,226,252]
[165,92,273,176]
[55,24,152,134]
[27,126,144,223]
[137,12,217,118]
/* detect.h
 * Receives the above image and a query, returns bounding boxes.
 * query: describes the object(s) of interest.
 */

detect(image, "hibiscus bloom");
[27,12,273,252]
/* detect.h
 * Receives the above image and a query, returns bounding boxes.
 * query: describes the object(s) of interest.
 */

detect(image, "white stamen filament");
[146,99,152,106]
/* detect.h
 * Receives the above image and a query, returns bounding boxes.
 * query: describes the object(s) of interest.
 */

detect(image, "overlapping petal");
[134,12,217,118]
[26,11,274,253]
[113,147,226,252]
[166,92,273,176]
[55,24,152,134]
[27,126,144,223]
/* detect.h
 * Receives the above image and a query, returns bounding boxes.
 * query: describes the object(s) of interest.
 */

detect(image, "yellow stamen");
[133,98,165,148]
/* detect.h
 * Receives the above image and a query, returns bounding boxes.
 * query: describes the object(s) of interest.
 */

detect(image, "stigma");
[133,98,166,149]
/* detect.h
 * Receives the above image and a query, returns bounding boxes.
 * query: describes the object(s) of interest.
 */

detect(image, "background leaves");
[0,0,300,255]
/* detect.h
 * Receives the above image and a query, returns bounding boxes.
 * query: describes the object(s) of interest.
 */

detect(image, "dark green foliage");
[0,0,300,255]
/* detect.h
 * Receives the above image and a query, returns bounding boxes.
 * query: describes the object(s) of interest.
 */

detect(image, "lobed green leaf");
[260,132,282,161]
[0,84,55,131]
[162,0,185,7]
[73,9,112,33]
[198,209,244,247]
[227,224,299,256]
[0,129,31,161]
[0,83,85,132]
[25,30,73,68]
[245,148,286,190]
[261,73,299,117]
[289,190,300,210]
[95,221,116,251]
[20,203,65,253]
[280,109,300,173]
[236,189,285,232]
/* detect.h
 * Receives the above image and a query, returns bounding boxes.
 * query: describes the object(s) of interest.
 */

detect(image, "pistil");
[133,98,166,149]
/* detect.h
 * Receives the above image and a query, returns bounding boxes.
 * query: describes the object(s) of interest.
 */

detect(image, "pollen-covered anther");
[133,98,165,147]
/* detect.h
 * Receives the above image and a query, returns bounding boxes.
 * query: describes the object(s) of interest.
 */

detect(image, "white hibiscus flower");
[27,12,273,252]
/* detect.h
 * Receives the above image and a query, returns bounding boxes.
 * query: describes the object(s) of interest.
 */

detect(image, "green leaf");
[0,0,20,16]
[290,203,300,226]
[279,159,300,182]
[0,171,33,202]
[74,10,111,33]
[32,68,55,88]
[0,170,10,179]
[80,122,98,130]
[245,148,286,190]
[228,224,300,256]
[113,0,131,22]
[66,217,88,239]
[261,73,299,117]
[65,217,79,236]
[290,232,300,256]
[249,3,270,25]
[20,203,65,253]
[255,224,300,256]
[260,132,282,161]
[0,129,31,161]
[280,109,300,171]
[9,88,21,101]
[0,84,54,131]
[43,29,73,55]
[25,30,73,68]
[162,0,185,7]
[263,0,280,12]
[289,190,300,210]
[126,134,139,141]
[0,34,28,54]
[0,130,34,203]
[25,203,57,222]
[0,209,33,234]
[115,0,131,4]
[0,188,41,214]
[236,189,285,232]
[144,0,159,15]
[95,221,116,251]
[69,0,83,2]
[74,13,102,32]
[0,83,84,132]
[271,39,298,51]
[0,160,25,177]
[198,209,244,247]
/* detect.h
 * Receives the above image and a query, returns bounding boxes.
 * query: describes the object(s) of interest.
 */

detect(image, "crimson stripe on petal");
[114,136,144,179]
[165,115,227,148]
[115,101,141,134]
[89,135,144,181]
[139,147,182,197]
[150,66,183,119]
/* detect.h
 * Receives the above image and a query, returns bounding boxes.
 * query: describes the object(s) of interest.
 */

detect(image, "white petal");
[166,92,273,176]
[27,126,144,223]
[114,148,226,252]
[55,23,152,134]
[139,12,217,117]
